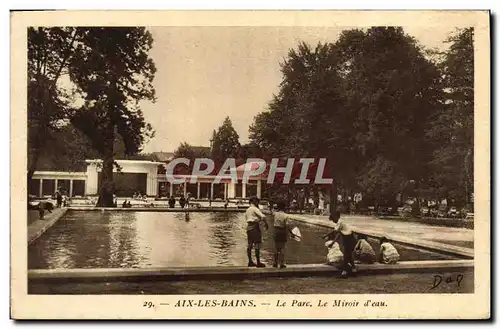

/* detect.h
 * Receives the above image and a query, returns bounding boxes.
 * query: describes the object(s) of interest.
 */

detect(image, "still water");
[28,211,455,269]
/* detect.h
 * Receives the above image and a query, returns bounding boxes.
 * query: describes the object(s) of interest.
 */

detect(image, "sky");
[139,25,458,153]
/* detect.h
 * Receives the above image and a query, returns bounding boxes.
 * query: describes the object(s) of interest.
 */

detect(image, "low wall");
[28,259,473,283]
[28,208,68,245]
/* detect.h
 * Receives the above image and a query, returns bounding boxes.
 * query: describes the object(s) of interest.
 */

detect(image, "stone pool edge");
[281,213,474,259]
[28,259,474,283]
[28,208,67,245]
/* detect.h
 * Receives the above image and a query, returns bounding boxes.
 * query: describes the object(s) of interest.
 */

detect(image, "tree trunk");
[96,120,116,207]
[412,180,421,217]
[329,179,338,219]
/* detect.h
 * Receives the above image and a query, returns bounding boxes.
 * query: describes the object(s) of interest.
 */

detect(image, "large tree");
[28,27,157,207]
[335,27,442,208]
[249,42,349,211]
[250,28,443,212]
[68,27,157,207]
[426,27,474,206]
[211,116,241,163]
[27,27,80,180]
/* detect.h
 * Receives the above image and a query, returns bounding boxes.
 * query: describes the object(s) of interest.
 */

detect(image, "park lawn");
[29,270,473,295]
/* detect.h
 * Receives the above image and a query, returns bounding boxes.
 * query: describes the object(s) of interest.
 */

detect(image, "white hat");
[325,240,335,248]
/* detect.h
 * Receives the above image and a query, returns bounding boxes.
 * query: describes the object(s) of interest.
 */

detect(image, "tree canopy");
[27,27,157,206]
[249,27,474,208]
[211,116,241,163]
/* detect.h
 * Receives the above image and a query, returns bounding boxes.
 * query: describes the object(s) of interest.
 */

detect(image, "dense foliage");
[28,27,157,206]
[249,27,474,209]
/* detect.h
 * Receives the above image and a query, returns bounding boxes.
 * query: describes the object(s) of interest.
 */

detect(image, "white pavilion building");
[29,159,268,200]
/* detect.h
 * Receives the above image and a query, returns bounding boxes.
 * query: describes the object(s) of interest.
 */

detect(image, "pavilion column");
[257,179,262,198]
[146,169,158,197]
[169,182,174,196]
[242,182,247,199]
[197,182,201,199]
[210,183,214,199]
[54,179,58,194]
[69,179,73,197]
[39,179,43,197]
[183,182,187,197]
[86,162,99,195]
[223,183,227,200]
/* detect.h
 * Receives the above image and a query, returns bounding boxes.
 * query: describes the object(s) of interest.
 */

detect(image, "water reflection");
[207,213,237,265]
[28,211,455,269]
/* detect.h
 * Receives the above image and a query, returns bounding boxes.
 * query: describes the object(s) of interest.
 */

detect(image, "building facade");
[29,159,267,199]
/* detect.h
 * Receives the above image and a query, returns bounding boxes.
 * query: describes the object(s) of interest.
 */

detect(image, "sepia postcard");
[10,10,490,320]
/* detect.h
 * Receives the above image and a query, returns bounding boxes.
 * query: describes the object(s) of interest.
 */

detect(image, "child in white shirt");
[379,236,400,264]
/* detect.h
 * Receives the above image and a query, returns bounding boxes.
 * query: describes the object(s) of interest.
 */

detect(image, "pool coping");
[28,259,474,283]
[282,213,474,259]
[28,208,68,245]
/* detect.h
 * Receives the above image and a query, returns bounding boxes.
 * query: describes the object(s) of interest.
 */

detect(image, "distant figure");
[208,198,212,207]
[318,198,325,215]
[353,234,376,264]
[185,212,190,222]
[378,237,400,264]
[179,196,186,208]
[186,193,191,208]
[168,195,176,208]
[122,199,128,208]
[224,199,229,209]
[62,194,68,207]
[38,201,54,220]
[55,191,62,208]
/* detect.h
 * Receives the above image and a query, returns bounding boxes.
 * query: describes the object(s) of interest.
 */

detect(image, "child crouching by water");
[378,236,400,264]
[353,234,376,264]
[325,240,343,268]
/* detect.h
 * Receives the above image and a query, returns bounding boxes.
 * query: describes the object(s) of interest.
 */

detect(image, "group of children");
[245,198,400,276]
[324,210,400,277]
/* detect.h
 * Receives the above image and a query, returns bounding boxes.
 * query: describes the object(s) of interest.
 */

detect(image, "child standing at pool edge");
[272,212,299,268]
[323,210,357,277]
[246,196,269,267]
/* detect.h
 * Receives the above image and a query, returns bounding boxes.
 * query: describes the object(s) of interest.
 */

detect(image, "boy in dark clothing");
[322,210,357,277]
